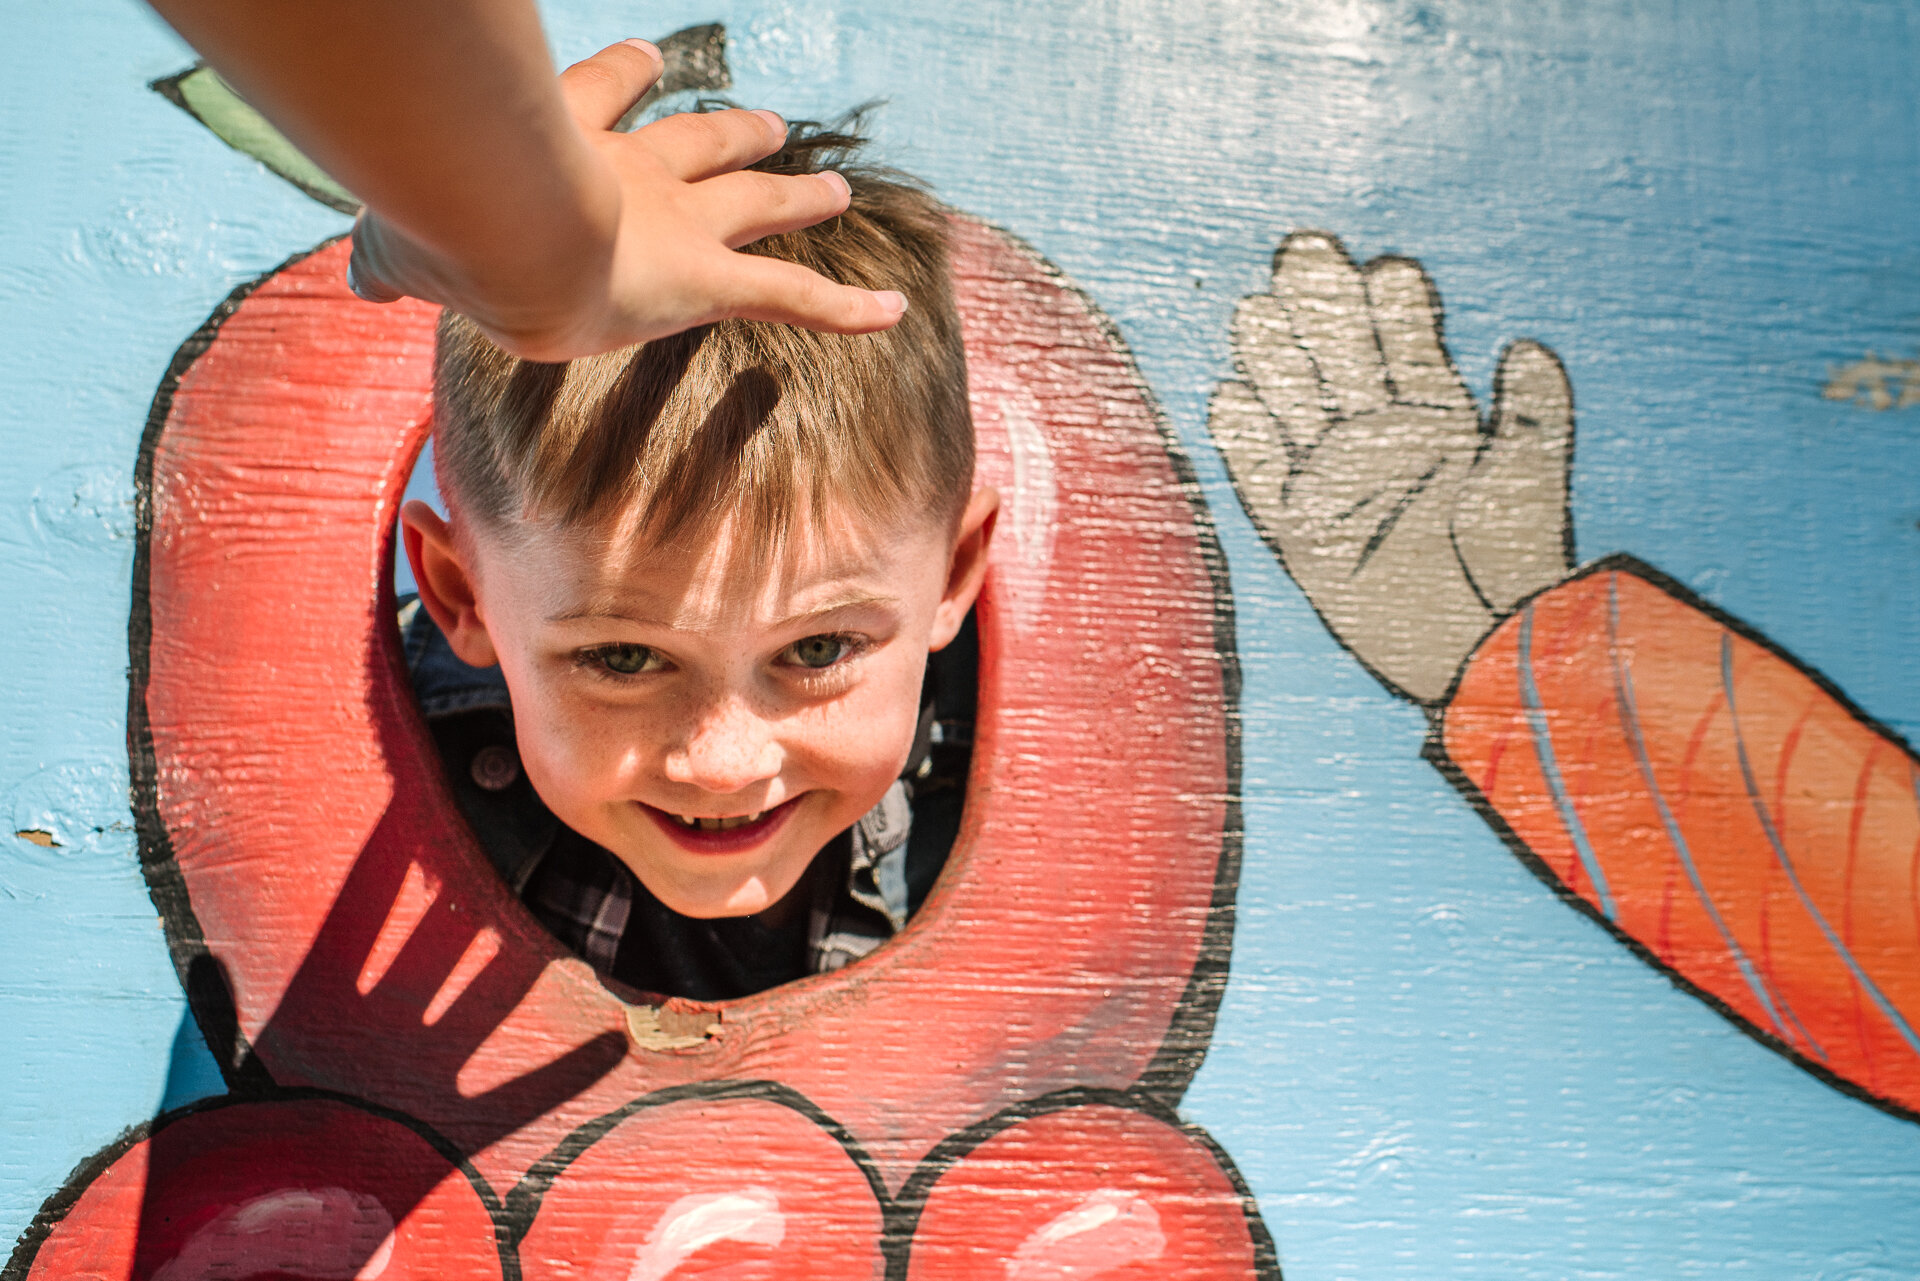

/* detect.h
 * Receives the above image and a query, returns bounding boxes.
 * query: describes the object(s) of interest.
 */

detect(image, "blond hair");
[432,114,972,549]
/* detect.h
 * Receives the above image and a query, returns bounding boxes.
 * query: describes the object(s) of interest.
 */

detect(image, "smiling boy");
[398,120,997,1001]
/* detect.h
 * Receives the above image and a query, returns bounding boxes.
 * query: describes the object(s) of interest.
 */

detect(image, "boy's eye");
[784,634,851,669]
[588,643,660,675]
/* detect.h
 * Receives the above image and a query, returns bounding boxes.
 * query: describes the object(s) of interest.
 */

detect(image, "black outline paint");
[1423,552,1920,1130]
[496,1080,1282,1281]
[888,1086,1283,1281]
[12,218,1262,1271]
[149,67,361,214]
[1210,231,1920,1128]
[975,225,1247,1102]
[3,1087,512,1281]
[120,224,1248,1098]
[126,239,346,1091]
[502,1079,887,1251]
[152,23,736,217]
[1216,231,1577,709]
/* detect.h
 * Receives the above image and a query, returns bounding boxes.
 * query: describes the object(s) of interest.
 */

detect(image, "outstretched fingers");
[1210,378,1293,539]
[714,252,907,333]
[465,1031,629,1152]
[1364,256,1473,412]
[1453,339,1577,611]
[638,107,793,181]
[1491,339,1574,439]
[559,40,667,132]
[1272,232,1391,421]
[1232,293,1328,460]
[688,168,854,249]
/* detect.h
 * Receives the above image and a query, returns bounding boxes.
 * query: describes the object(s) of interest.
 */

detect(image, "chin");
[616,846,799,920]
[651,876,782,920]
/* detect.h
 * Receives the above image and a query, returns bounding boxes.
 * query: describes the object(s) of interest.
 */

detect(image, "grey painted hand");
[1210,232,1575,704]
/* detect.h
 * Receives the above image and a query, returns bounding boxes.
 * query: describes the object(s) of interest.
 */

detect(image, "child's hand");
[348,40,903,360]
[1209,232,1575,704]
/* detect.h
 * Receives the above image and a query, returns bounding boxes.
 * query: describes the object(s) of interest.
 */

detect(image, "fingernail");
[622,38,663,67]
[346,256,398,304]
[752,109,788,140]
[819,170,851,199]
[875,290,907,317]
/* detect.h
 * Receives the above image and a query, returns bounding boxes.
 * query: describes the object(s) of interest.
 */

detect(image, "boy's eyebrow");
[770,593,902,629]
[545,592,903,628]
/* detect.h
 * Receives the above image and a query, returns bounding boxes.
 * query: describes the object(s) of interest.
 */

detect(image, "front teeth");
[675,811,764,832]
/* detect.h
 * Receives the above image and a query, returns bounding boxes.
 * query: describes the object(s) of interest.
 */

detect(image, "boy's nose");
[662,698,783,795]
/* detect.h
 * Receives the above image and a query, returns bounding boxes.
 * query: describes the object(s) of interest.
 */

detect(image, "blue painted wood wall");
[5,1,1919,1275]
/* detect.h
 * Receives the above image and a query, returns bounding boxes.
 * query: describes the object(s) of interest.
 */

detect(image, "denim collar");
[400,597,511,719]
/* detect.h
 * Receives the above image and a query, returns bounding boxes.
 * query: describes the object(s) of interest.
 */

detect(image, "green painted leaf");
[151,64,358,213]
[148,24,730,214]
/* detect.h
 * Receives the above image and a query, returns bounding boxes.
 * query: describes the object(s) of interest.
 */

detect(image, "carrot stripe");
[1607,577,1788,1040]
[1845,743,1882,1079]
[1723,634,1920,1059]
[1908,769,1920,968]
[1518,605,1617,920]
[1843,741,1880,953]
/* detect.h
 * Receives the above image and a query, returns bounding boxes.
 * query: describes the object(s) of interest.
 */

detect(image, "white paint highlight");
[626,1188,786,1281]
[996,387,1058,635]
[1006,1188,1165,1281]
[152,1186,397,1280]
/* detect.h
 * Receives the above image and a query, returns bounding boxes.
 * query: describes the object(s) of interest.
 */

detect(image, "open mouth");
[640,795,801,854]
[669,812,765,832]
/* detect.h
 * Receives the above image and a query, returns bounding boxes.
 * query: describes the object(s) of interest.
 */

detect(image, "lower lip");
[640,796,802,855]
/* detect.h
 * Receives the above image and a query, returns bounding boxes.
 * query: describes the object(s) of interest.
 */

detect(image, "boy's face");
[404,487,997,922]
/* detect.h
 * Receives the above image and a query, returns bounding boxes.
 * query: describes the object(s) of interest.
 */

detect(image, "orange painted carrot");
[1442,561,1920,1118]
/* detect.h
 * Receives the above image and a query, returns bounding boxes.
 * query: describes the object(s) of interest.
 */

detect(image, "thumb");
[346,211,407,304]
[1491,339,1573,446]
[1451,340,1576,612]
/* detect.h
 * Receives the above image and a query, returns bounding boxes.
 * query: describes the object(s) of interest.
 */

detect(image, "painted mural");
[1213,231,1920,1120]
[6,2,1920,1278]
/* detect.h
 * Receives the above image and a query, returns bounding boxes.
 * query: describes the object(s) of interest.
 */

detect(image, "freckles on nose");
[665,703,782,791]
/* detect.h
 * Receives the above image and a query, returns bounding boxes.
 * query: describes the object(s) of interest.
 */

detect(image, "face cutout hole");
[391,439,442,599]
[388,479,981,1011]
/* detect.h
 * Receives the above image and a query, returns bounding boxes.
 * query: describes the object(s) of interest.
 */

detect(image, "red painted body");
[518,1094,885,1280]
[89,221,1262,1273]
[907,1103,1261,1281]
[25,1099,502,1280]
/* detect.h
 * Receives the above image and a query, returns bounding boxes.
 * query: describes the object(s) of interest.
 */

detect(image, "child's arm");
[144,0,906,359]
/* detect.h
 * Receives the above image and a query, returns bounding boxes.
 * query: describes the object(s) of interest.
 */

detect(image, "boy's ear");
[401,500,501,669]
[930,487,1000,652]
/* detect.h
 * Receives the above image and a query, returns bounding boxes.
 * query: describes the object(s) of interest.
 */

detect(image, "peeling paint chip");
[15,829,59,848]
[627,1003,722,1051]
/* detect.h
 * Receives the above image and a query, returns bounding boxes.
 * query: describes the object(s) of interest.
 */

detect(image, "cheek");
[509,680,647,805]
[802,657,927,789]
